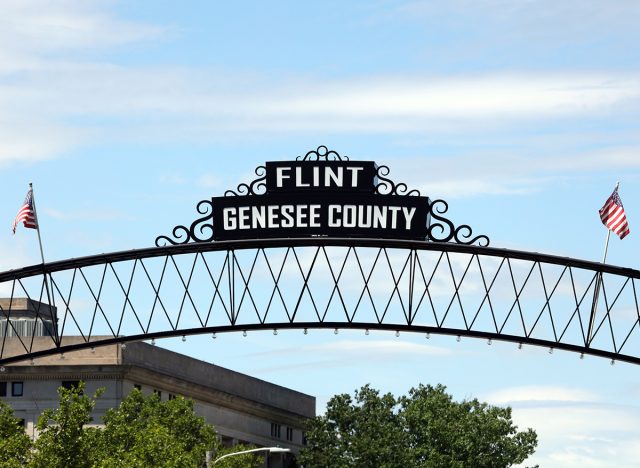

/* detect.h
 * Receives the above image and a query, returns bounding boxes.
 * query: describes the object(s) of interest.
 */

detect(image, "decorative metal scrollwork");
[224,166,266,196]
[154,147,491,247]
[155,200,215,246]
[374,165,421,196]
[427,199,490,246]
[296,145,349,161]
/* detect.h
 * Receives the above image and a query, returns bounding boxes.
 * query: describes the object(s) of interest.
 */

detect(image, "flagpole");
[29,183,48,265]
[29,183,59,346]
[587,181,619,345]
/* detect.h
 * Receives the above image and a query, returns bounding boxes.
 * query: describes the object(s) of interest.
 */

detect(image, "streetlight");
[208,447,291,466]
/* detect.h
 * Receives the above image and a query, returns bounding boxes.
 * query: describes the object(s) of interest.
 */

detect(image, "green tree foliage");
[299,384,538,468]
[93,389,260,467]
[92,389,218,467]
[30,384,104,468]
[1,382,259,468]
[0,401,32,467]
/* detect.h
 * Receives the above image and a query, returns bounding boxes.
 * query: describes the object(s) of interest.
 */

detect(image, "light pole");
[208,447,291,466]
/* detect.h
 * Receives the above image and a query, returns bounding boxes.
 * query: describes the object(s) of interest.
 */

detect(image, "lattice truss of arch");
[1,244,640,364]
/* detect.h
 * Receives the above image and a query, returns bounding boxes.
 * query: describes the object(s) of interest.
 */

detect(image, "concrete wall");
[121,341,314,419]
[0,369,121,438]
[1,337,314,467]
[0,298,57,321]
[2,336,121,365]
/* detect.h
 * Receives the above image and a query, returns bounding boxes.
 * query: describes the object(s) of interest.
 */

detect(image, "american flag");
[599,189,630,239]
[12,189,38,234]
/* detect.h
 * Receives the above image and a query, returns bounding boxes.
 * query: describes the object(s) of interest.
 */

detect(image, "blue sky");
[2,1,640,465]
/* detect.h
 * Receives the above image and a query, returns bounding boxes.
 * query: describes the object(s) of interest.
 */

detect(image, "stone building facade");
[0,299,314,467]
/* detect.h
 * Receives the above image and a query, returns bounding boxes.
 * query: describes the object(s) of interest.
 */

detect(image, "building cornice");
[1,364,309,428]
[0,365,125,381]
[122,365,308,428]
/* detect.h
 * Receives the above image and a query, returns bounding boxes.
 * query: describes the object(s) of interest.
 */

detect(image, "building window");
[153,389,161,398]
[62,380,81,390]
[133,384,141,391]
[270,423,281,438]
[302,433,308,446]
[168,393,176,400]
[286,427,293,441]
[12,382,23,397]
[17,418,25,428]
[61,381,83,395]
[0,382,6,397]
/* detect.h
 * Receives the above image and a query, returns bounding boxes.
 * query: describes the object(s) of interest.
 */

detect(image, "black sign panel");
[211,193,429,241]
[265,161,377,193]
[156,147,490,247]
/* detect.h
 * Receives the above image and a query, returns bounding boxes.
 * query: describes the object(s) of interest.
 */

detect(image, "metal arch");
[1,238,639,366]
[3,239,639,280]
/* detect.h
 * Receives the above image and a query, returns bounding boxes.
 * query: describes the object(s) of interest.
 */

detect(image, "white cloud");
[197,173,223,189]
[398,0,640,46]
[242,338,452,373]
[0,0,165,64]
[0,120,88,166]
[484,385,598,404]
[248,339,452,358]
[478,385,640,467]
[0,0,164,166]
[379,146,640,199]
[2,14,640,167]
[317,339,451,356]
[514,403,640,467]
[1,0,639,208]
[0,242,38,273]
[5,63,640,176]
[0,241,41,296]
[266,74,640,120]
[15,66,638,122]
[159,174,187,185]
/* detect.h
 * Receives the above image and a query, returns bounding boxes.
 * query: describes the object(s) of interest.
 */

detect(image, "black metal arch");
[1,238,639,366]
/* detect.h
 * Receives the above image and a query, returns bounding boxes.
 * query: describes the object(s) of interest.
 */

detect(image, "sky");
[1,0,640,465]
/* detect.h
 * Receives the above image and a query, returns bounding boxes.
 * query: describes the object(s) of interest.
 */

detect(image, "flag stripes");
[599,190,630,239]
[12,189,38,234]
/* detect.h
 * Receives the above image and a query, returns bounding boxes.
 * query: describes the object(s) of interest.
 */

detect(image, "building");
[0,297,57,339]
[0,299,315,467]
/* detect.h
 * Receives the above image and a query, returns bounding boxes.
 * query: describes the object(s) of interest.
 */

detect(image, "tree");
[30,383,103,468]
[401,384,538,467]
[0,400,32,467]
[92,389,259,467]
[92,389,217,467]
[3,382,259,468]
[298,384,537,468]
